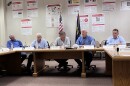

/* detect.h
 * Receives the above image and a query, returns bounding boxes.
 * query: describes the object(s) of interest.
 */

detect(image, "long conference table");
[0,47,130,86]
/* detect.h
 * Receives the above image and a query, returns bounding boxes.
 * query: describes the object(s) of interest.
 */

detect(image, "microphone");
[117,47,119,52]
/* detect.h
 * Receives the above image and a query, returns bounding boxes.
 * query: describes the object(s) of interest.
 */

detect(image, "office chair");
[55,62,73,71]
[126,43,130,47]
[87,40,101,71]
[94,40,101,59]
[100,40,107,59]
[54,41,73,71]
[89,52,97,70]
[101,40,107,46]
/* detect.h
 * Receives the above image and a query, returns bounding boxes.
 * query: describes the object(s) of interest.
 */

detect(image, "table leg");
[81,51,86,78]
[0,52,21,75]
[33,52,45,77]
[105,52,112,76]
[113,61,130,86]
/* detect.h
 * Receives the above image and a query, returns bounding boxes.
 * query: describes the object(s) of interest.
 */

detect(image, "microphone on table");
[117,47,119,52]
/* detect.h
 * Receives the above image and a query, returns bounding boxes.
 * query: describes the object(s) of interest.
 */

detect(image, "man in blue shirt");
[27,33,48,72]
[7,34,27,63]
[76,29,95,69]
[106,29,126,45]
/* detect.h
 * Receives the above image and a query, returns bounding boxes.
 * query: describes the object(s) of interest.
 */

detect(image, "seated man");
[106,29,126,45]
[7,34,27,63]
[54,31,70,69]
[76,29,95,69]
[27,33,48,72]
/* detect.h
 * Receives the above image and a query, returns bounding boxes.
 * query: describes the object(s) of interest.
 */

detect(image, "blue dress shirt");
[76,35,95,45]
[106,36,126,45]
[31,39,48,49]
[7,40,23,49]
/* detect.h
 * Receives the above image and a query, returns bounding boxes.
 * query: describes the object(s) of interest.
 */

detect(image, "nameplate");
[13,48,23,51]
[119,48,130,52]
[50,46,61,50]
[24,47,35,50]
[103,45,114,49]
[83,45,94,49]
[1,48,10,52]
[121,55,130,56]
[118,45,126,48]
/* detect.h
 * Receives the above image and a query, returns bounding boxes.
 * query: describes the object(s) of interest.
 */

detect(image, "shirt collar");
[82,35,88,39]
[60,37,66,42]
[112,36,119,39]
[10,39,16,42]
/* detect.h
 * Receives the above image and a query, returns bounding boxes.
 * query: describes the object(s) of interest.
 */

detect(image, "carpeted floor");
[0,60,112,86]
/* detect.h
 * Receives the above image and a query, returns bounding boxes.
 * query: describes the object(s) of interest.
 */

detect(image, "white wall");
[0,0,6,47]
[4,0,130,46]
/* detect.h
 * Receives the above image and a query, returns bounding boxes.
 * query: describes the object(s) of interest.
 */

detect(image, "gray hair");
[59,31,66,36]
[81,29,87,32]
[36,33,42,37]
[9,34,14,38]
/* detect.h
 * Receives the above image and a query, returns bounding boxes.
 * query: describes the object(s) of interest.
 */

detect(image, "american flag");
[58,14,63,33]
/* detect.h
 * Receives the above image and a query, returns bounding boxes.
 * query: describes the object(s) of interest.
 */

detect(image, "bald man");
[7,34,26,63]
[7,35,23,48]
[31,33,48,48]
[27,33,48,73]
[76,30,95,69]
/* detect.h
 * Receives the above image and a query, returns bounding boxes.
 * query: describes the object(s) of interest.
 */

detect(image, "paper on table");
[121,55,130,56]
[13,48,23,51]
[24,47,35,50]
[1,48,10,52]
[103,45,114,49]
[50,46,61,50]
[0,49,3,52]
[119,48,130,52]
[118,45,126,48]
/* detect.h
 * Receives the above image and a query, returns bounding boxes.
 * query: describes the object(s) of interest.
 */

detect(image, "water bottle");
[11,43,13,50]
[25,42,27,47]
[23,42,27,49]
[117,47,119,52]
[61,42,65,49]
[91,40,95,47]
[35,42,38,49]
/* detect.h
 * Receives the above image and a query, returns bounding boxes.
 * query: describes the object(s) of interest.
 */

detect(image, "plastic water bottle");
[24,42,27,47]
[35,42,38,49]
[11,43,13,50]
[61,42,65,49]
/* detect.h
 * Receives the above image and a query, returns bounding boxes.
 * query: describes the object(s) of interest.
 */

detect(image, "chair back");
[95,40,100,48]
[101,40,107,47]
